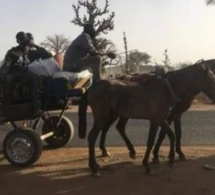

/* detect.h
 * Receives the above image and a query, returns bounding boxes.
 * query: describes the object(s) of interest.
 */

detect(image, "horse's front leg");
[99,128,111,157]
[116,117,136,159]
[160,121,175,166]
[142,121,159,173]
[99,115,118,157]
[152,117,173,163]
[88,122,102,177]
[174,118,186,160]
[152,128,166,163]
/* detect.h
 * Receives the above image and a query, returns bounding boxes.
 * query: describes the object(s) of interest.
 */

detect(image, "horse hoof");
[92,171,101,178]
[95,163,101,169]
[101,151,111,157]
[178,155,187,161]
[129,153,136,159]
[168,161,174,168]
[145,167,151,175]
[152,158,160,165]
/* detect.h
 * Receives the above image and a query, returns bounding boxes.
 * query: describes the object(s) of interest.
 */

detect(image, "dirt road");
[1,146,215,195]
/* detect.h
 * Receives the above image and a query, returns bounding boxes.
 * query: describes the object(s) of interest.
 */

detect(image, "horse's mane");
[119,59,215,86]
[194,59,215,65]
[166,61,209,78]
[199,59,215,71]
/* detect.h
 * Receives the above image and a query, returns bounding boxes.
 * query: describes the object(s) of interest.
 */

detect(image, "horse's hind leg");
[142,121,159,174]
[99,114,118,157]
[116,117,136,159]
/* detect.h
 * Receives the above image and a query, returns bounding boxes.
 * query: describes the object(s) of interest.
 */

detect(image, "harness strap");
[164,78,181,103]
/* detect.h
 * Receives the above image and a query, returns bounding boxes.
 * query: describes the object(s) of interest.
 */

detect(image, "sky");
[0,0,215,66]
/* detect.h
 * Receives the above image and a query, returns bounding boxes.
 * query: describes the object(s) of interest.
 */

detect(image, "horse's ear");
[200,63,210,72]
[195,59,204,65]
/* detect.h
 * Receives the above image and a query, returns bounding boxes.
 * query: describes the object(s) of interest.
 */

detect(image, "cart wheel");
[42,115,74,148]
[3,128,42,167]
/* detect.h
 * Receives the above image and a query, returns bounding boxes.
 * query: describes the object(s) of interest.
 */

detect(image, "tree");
[206,0,215,5]
[40,34,70,55]
[71,0,116,66]
[127,50,151,73]
[72,0,114,35]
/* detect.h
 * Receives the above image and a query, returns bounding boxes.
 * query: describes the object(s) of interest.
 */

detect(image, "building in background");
[103,64,156,79]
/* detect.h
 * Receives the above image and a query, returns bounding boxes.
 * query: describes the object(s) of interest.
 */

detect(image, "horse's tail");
[78,93,88,139]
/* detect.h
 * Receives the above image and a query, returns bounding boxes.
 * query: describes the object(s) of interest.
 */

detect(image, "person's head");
[83,23,96,39]
[26,32,34,41]
[26,32,35,46]
[16,31,29,47]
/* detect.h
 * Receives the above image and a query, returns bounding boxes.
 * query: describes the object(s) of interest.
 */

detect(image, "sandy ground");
[1,104,215,195]
[1,146,215,195]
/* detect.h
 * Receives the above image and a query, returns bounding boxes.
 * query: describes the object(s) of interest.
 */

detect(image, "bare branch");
[40,34,70,55]
[71,0,115,56]
[71,0,115,34]
[206,0,215,5]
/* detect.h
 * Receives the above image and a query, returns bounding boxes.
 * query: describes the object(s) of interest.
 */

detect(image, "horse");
[98,59,215,163]
[79,62,215,176]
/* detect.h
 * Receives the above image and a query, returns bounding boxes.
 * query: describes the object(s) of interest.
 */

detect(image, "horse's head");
[199,63,215,101]
[167,62,215,102]
[205,59,215,73]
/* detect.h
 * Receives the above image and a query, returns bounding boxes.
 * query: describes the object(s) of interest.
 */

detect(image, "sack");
[53,70,92,83]
[53,71,78,82]
[28,57,60,77]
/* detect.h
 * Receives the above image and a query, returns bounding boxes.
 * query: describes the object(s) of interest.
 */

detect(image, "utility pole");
[123,32,129,74]
[162,49,171,68]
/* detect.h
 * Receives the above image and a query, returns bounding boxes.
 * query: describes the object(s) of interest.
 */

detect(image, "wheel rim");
[42,116,74,147]
[6,134,35,164]
[51,121,69,141]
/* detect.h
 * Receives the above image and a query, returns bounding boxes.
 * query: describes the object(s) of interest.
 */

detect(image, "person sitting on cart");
[0,31,43,117]
[26,32,53,62]
[63,23,116,83]
[27,32,61,74]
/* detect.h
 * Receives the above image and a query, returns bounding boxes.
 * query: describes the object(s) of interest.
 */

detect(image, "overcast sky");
[0,0,215,65]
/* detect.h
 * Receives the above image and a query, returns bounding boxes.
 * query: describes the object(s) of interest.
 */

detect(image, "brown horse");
[80,62,215,176]
[98,59,215,163]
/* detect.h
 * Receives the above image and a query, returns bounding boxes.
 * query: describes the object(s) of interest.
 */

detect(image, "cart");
[0,71,92,167]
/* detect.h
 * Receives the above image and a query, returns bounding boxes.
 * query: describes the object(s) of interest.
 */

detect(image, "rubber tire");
[42,115,74,148]
[3,128,42,167]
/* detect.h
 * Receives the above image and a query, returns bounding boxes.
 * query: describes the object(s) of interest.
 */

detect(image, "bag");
[28,57,60,77]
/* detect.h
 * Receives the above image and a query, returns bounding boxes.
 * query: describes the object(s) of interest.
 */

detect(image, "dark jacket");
[28,45,52,62]
[0,46,30,73]
[63,32,97,71]
[1,45,52,74]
